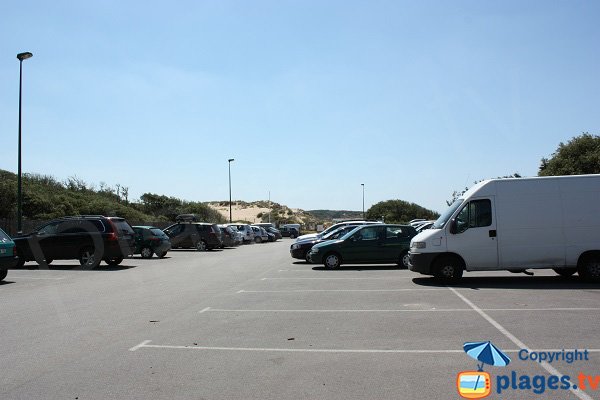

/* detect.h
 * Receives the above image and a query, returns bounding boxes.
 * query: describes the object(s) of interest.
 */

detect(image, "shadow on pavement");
[311,265,403,271]
[412,275,600,290]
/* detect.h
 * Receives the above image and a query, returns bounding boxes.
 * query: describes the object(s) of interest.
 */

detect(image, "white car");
[230,224,255,244]
[250,226,269,243]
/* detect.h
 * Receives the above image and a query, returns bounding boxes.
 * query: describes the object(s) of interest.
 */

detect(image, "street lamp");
[361,183,365,219]
[17,52,33,234]
[228,158,234,223]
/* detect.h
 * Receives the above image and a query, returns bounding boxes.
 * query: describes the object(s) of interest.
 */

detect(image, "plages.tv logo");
[457,341,511,399]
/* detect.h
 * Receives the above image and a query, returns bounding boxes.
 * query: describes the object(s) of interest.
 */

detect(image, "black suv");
[163,222,222,251]
[13,216,135,268]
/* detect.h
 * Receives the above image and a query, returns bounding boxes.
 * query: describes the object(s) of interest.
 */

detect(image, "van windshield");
[432,199,463,229]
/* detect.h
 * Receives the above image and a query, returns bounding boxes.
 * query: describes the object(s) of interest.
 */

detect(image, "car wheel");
[155,251,167,258]
[553,268,577,277]
[290,233,296,239]
[106,257,124,266]
[324,253,341,269]
[398,251,410,269]
[195,241,207,251]
[0,269,7,281]
[16,249,26,268]
[433,256,463,282]
[255,237,262,244]
[79,248,101,269]
[304,251,311,263]
[578,255,600,281]
[140,247,154,259]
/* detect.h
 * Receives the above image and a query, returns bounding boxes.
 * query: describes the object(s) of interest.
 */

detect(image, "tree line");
[0,169,225,224]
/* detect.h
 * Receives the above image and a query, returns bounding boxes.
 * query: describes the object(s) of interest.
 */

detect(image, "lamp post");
[228,158,234,223]
[361,183,365,219]
[17,52,33,234]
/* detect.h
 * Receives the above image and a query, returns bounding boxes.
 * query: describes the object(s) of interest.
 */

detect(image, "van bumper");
[408,252,438,275]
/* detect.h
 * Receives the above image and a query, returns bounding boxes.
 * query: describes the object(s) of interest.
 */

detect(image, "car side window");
[456,199,492,233]
[59,221,87,234]
[165,225,183,236]
[355,227,379,241]
[37,221,61,235]
[386,227,405,239]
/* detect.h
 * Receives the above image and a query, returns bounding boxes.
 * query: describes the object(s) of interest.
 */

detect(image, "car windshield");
[112,220,134,234]
[432,200,463,229]
[339,225,363,241]
[0,228,11,242]
[150,228,167,237]
[323,226,354,240]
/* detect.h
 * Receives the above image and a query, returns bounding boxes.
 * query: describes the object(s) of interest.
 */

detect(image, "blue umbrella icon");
[463,341,511,371]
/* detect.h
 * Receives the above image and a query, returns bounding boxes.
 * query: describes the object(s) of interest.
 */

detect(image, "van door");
[447,198,499,270]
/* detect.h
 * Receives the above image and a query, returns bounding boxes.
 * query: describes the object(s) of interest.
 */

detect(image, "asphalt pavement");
[1,240,599,400]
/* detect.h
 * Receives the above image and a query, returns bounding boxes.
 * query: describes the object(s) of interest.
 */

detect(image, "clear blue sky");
[1,1,599,213]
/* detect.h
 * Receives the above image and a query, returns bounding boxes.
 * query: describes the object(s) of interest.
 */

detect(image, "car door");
[164,224,185,247]
[380,226,412,262]
[342,226,385,263]
[447,198,499,269]
[32,221,63,261]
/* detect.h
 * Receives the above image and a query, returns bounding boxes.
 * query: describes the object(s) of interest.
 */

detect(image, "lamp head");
[17,52,33,61]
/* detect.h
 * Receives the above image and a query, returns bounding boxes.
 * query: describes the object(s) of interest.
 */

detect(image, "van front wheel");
[433,257,463,282]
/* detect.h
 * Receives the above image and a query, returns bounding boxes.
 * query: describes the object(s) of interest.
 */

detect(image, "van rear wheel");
[433,256,463,282]
[578,256,600,282]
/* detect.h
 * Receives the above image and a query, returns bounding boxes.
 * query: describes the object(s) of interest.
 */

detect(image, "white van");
[409,175,600,281]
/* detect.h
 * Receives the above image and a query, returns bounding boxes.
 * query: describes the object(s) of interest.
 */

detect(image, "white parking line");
[199,307,600,313]
[10,276,66,280]
[129,340,600,355]
[237,288,449,293]
[261,277,414,280]
[128,341,479,354]
[449,287,594,400]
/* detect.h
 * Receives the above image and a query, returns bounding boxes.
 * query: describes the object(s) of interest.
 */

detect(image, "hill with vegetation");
[0,169,225,229]
[305,210,363,221]
[0,169,440,233]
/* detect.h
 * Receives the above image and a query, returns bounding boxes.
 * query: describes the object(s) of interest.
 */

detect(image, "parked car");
[0,227,18,281]
[296,221,379,242]
[230,224,255,244]
[280,224,301,238]
[13,215,135,268]
[163,222,222,251]
[415,221,434,232]
[307,224,417,268]
[132,226,172,259]
[279,226,299,239]
[225,225,244,245]
[218,225,238,248]
[266,227,282,240]
[290,225,359,262]
[250,226,269,243]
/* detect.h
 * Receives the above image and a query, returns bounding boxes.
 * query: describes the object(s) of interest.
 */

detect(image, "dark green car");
[0,228,18,281]
[307,224,417,269]
[132,226,171,259]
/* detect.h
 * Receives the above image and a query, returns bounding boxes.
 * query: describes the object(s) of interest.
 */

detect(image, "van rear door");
[447,197,499,270]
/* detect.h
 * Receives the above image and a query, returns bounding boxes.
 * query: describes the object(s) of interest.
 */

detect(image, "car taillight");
[106,232,118,241]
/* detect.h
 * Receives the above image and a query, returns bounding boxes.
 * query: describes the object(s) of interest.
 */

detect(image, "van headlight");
[411,242,426,249]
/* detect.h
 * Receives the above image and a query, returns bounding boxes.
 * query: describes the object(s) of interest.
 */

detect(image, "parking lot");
[1,239,599,399]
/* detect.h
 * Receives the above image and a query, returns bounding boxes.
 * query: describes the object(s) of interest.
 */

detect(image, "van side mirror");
[449,219,457,234]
